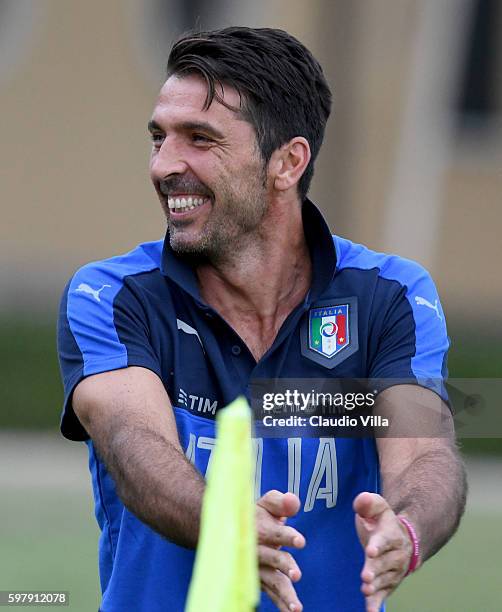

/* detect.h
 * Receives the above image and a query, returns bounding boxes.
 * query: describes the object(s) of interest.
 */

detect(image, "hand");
[256,490,306,612]
[353,492,414,612]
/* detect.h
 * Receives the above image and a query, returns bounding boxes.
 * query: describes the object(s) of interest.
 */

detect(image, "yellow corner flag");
[185,396,260,612]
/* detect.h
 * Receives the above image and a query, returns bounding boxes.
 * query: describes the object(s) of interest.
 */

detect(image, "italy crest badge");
[309,305,349,357]
[300,298,358,369]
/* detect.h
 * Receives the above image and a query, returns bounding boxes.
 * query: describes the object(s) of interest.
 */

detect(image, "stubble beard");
[168,165,268,266]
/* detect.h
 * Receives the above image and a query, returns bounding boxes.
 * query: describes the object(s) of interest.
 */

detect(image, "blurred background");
[1,0,501,609]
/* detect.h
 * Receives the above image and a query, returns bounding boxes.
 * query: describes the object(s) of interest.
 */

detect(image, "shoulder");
[332,235,447,346]
[61,240,165,324]
[331,237,449,385]
[67,240,163,294]
[333,235,433,290]
[59,240,165,366]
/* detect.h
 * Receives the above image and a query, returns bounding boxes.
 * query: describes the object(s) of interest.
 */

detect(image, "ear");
[269,137,311,193]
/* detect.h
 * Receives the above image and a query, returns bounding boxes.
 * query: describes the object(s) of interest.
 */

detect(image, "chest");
[220,315,286,362]
[151,298,369,423]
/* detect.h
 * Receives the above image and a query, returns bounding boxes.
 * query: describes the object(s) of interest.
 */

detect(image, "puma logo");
[414,296,442,320]
[76,283,112,302]
[176,319,204,351]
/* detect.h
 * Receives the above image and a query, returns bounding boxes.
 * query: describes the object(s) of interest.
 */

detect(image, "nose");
[150,138,189,181]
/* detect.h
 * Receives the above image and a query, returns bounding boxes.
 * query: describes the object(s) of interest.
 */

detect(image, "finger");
[361,549,406,584]
[257,520,306,549]
[258,490,301,518]
[361,569,400,597]
[258,545,302,582]
[262,584,290,612]
[362,563,398,592]
[260,567,303,612]
[365,531,400,559]
[263,584,302,612]
[353,492,390,521]
[365,587,392,612]
[281,492,302,517]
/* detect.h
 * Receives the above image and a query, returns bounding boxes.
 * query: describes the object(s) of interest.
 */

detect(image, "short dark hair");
[167,27,332,200]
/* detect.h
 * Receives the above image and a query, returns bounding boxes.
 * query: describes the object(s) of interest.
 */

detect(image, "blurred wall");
[1,0,501,326]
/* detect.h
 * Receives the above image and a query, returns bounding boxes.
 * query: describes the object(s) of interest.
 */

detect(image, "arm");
[354,385,467,612]
[73,366,205,548]
[378,385,466,560]
[74,366,305,610]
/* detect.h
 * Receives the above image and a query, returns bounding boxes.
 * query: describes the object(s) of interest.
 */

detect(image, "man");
[57,27,466,612]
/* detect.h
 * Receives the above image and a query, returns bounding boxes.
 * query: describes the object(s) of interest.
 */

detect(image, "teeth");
[167,195,206,211]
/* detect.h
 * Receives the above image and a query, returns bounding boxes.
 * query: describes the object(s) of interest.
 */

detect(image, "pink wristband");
[397,515,420,575]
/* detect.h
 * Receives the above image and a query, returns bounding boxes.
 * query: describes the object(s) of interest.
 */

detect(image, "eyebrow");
[147,119,162,133]
[147,119,225,140]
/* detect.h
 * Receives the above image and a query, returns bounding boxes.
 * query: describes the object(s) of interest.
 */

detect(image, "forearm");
[382,445,467,562]
[94,421,205,548]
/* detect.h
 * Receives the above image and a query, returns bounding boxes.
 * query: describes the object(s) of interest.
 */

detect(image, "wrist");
[397,514,421,575]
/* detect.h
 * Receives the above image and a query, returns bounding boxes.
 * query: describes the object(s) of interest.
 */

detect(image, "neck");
[197,197,311,328]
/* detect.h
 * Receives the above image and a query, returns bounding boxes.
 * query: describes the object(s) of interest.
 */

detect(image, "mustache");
[159,176,213,198]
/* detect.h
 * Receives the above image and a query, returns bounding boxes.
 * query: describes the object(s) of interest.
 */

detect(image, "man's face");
[149,74,268,261]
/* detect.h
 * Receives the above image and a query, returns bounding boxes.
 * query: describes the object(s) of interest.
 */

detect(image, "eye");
[150,132,165,147]
[192,133,212,144]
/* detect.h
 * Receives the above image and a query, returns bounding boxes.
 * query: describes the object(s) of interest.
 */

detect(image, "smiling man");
[57,27,466,612]
[148,84,269,262]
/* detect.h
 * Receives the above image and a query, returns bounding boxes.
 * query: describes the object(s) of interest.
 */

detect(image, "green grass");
[0,488,100,611]
[0,318,63,429]
[447,331,502,378]
[390,512,500,611]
